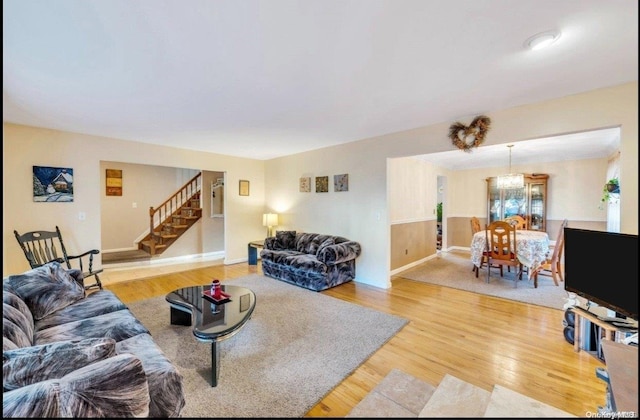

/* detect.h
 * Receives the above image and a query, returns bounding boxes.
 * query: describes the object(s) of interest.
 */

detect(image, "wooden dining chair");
[531,219,568,287]
[470,217,482,235]
[485,221,523,285]
[14,226,103,290]
[505,215,527,230]
[470,217,488,277]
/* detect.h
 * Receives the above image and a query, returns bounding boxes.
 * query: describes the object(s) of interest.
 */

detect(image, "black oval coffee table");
[165,284,256,387]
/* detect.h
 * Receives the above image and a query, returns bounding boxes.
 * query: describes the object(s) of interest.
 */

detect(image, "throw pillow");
[275,230,296,250]
[3,337,116,391]
[4,262,86,320]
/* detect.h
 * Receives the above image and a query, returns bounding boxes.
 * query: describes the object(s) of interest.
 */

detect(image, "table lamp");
[262,213,278,237]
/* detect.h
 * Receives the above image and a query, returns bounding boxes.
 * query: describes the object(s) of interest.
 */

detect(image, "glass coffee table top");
[165,284,256,341]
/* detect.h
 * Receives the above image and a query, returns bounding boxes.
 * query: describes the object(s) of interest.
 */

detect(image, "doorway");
[437,175,446,252]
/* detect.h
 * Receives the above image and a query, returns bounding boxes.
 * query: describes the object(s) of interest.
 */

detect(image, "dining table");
[470,229,550,278]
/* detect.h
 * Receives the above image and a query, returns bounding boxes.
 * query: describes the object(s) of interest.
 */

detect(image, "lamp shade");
[497,173,524,189]
[262,213,278,227]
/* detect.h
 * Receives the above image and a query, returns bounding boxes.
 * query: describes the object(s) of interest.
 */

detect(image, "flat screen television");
[564,227,638,320]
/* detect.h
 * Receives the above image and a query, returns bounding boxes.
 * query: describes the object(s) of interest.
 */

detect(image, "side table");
[248,240,265,265]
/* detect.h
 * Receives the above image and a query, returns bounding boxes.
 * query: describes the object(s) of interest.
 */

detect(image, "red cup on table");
[211,279,221,299]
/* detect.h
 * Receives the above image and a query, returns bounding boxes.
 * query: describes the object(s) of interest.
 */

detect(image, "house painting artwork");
[33,166,74,202]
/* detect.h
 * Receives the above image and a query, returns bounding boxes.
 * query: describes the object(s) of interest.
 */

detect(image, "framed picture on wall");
[239,179,250,196]
[33,166,74,202]
[334,174,349,192]
[105,169,123,196]
[299,177,311,192]
[315,176,329,193]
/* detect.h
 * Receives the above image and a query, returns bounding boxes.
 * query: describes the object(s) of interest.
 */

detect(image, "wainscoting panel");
[390,220,436,271]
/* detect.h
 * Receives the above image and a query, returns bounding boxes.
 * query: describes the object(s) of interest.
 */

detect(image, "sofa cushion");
[295,233,334,255]
[4,262,85,321]
[3,292,35,350]
[34,309,150,345]
[3,317,32,350]
[274,230,297,250]
[260,249,303,265]
[35,290,128,332]
[284,254,329,275]
[3,338,116,391]
[117,333,186,417]
[2,354,151,418]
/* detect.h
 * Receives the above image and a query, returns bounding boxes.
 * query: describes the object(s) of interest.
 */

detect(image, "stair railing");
[147,172,202,254]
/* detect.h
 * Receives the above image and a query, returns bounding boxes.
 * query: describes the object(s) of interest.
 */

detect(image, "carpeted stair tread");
[483,385,576,417]
[418,374,491,417]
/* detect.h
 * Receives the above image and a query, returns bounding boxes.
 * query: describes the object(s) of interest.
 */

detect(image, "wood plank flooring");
[104,261,606,417]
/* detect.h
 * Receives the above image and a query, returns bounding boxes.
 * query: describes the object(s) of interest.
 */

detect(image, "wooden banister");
[146,173,202,255]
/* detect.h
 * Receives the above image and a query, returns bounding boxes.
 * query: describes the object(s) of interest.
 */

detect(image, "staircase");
[346,369,575,418]
[139,173,203,256]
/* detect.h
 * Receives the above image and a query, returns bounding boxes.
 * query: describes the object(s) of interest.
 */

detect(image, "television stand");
[597,315,632,324]
[570,306,638,356]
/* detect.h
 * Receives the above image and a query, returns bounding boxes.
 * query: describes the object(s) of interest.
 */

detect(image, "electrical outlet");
[132,202,137,208]
[78,212,86,221]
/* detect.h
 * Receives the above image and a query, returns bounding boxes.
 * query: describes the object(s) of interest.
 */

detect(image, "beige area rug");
[127,274,408,417]
[398,250,569,310]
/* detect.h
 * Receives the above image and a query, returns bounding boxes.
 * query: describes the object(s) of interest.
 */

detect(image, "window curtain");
[606,151,620,233]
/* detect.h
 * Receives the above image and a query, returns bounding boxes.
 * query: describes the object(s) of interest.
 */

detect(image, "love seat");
[3,262,185,418]
[260,231,362,291]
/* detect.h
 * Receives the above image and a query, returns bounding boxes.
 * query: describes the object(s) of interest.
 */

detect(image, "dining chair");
[485,221,523,285]
[14,226,103,290]
[470,217,482,235]
[470,217,488,277]
[531,219,568,287]
[505,215,527,230]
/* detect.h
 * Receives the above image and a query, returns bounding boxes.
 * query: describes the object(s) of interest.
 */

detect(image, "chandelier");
[497,145,524,189]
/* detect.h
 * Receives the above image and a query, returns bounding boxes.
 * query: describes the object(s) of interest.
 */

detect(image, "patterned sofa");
[3,262,185,418]
[260,231,362,291]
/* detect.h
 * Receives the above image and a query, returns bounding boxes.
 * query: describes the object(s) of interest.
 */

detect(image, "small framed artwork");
[105,169,123,196]
[299,177,311,192]
[239,179,250,196]
[315,176,329,193]
[33,165,74,202]
[334,174,349,192]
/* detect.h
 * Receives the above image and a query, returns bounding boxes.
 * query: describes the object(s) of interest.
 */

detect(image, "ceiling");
[3,1,637,161]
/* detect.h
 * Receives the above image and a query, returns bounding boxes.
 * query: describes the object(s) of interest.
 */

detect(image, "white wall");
[3,124,265,276]
[264,82,638,289]
[3,83,637,288]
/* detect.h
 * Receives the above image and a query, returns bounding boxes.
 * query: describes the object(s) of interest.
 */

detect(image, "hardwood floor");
[104,261,606,417]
